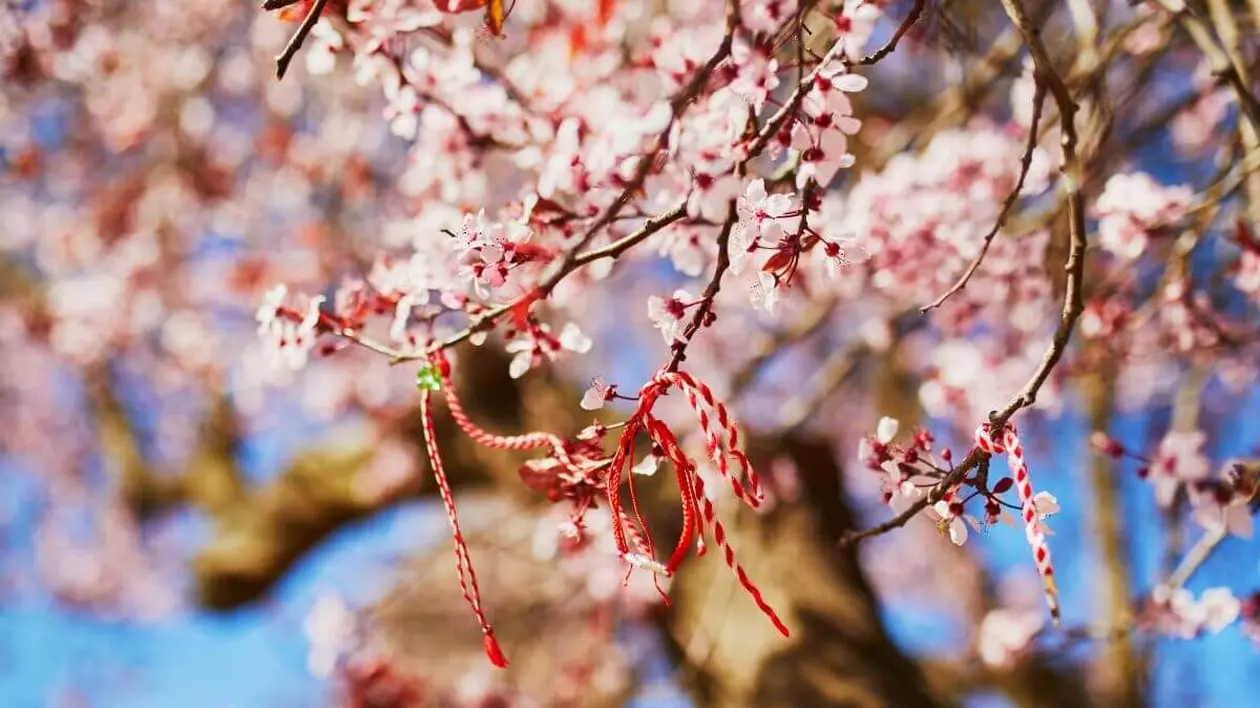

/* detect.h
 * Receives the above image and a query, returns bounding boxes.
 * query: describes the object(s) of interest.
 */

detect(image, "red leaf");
[762,247,795,274]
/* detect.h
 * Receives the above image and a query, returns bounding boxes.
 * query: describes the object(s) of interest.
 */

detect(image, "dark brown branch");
[274,0,329,80]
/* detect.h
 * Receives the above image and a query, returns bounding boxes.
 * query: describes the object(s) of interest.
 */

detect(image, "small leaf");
[761,247,795,274]
[415,364,442,392]
[993,477,1014,494]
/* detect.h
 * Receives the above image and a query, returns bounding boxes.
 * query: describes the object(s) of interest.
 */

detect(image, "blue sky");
[0,490,436,707]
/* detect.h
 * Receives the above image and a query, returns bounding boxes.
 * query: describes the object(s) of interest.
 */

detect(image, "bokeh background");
[3,1,1260,706]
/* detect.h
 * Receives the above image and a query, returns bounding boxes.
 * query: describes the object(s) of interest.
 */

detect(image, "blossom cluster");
[1141,585,1241,640]
[858,416,1060,547]
[1094,172,1193,261]
[1094,430,1257,539]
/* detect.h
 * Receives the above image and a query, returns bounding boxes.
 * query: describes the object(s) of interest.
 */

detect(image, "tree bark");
[658,435,947,708]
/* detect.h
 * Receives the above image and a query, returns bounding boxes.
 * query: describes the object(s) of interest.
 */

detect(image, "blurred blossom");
[977,609,1044,668]
[305,594,358,679]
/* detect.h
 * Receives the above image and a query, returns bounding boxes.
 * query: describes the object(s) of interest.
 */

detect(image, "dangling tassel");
[975,423,1061,624]
[418,381,509,668]
[482,632,509,669]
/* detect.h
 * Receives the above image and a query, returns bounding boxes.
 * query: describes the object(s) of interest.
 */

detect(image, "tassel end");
[483,633,509,669]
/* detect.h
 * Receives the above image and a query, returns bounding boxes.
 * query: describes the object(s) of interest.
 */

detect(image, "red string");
[420,388,508,668]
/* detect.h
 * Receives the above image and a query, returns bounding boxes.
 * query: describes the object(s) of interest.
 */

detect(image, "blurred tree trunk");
[657,435,947,708]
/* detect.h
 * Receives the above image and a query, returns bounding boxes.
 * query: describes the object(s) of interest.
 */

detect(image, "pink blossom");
[258,290,325,373]
[647,289,693,343]
[820,233,870,279]
[1094,172,1192,260]
[686,169,741,222]
[836,0,884,60]
[727,40,780,112]
[929,498,976,546]
[505,322,592,379]
[1148,585,1240,639]
[749,271,782,314]
[734,178,794,274]
[792,62,865,187]
[1188,463,1256,539]
[580,377,615,411]
[977,609,1044,668]
[744,0,791,34]
[305,20,344,76]
[876,416,899,444]
[1149,430,1212,507]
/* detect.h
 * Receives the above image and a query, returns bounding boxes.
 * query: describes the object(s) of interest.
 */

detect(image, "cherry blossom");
[258,291,326,373]
[792,62,866,188]
[647,289,694,344]
[977,609,1044,668]
[1094,172,1193,261]
[875,416,899,445]
[505,322,592,379]
[835,0,884,60]
[1145,585,1241,639]
[727,39,780,112]
[580,377,615,411]
[1188,462,1256,539]
[733,178,795,274]
[930,498,974,546]
[1148,430,1212,508]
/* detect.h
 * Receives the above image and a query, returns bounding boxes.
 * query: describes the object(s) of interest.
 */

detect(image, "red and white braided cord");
[437,357,584,470]
[655,371,764,508]
[420,389,508,667]
[689,470,789,637]
[976,423,1061,623]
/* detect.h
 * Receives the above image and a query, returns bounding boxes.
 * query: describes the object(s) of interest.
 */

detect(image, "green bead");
[415,364,442,392]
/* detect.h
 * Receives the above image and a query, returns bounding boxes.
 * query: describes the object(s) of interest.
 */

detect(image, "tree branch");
[844,0,1092,546]
[922,77,1048,312]
[273,0,330,80]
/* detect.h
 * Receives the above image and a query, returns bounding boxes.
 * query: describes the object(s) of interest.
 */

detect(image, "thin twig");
[1151,0,1260,131]
[422,204,690,357]
[665,205,738,373]
[1166,527,1227,589]
[921,78,1048,312]
[274,0,329,80]
[857,0,926,66]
